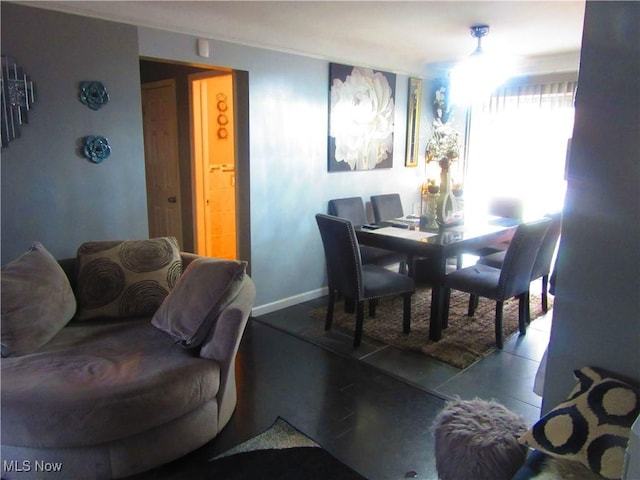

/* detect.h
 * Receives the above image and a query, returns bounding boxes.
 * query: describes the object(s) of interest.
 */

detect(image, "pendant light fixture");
[450,25,514,106]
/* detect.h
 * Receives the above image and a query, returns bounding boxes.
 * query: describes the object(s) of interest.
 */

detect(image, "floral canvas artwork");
[328,63,396,171]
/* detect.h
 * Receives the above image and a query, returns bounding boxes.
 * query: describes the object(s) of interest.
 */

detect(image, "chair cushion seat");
[362,265,414,299]
[445,264,503,299]
[1,319,220,448]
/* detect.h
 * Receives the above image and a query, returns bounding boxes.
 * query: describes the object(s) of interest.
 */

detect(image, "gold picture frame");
[405,77,422,167]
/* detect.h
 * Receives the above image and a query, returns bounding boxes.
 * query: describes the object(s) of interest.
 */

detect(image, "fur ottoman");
[432,398,529,480]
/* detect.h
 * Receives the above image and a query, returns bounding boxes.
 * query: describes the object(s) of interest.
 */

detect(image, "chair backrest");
[315,214,362,299]
[328,197,368,226]
[531,212,562,280]
[371,193,404,223]
[489,197,524,221]
[498,218,551,299]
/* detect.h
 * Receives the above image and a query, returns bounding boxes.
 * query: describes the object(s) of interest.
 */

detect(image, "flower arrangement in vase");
[425,85,462,226]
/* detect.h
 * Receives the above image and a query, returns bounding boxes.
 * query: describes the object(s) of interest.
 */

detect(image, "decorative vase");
[420,182,440,230]
[437,162,456,225]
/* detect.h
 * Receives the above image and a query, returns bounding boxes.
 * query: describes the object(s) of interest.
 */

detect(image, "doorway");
[191,72,237,259]
[139,59,251,270]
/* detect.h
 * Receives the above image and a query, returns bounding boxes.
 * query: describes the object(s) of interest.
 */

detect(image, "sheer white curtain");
[464,80,577,220]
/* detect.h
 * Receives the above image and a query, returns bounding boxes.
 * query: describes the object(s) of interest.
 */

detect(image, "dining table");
[355,217,519,342]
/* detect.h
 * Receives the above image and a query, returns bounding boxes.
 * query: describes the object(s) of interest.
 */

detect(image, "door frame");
[139,59,251,272]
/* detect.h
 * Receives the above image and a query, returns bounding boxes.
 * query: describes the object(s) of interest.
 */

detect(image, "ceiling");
[20,1,586,77]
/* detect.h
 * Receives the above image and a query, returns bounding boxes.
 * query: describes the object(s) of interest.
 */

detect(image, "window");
[463,78,577,220]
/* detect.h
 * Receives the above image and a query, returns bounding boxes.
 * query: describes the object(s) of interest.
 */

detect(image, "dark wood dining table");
[355,218,518,342]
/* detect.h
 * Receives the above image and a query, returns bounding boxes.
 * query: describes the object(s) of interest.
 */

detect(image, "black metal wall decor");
[1,55,36,148]
[78,81,109,110]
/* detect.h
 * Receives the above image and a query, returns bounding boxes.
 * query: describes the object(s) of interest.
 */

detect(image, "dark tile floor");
[129,293,551,480]
[255,294,551,428]
[128,319,448,480]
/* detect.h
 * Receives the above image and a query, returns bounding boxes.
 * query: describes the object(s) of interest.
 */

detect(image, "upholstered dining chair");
[328,197,407,273]
[370,193,434,277]
[371,193,404,223]
[443,217,551,349]
[489,196,525,222]
[315,214,415,347]
[471,196,525,258]
[477,212,562,316]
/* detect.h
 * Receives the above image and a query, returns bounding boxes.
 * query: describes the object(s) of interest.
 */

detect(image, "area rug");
[312,287,551,369]
[207,418,366,479]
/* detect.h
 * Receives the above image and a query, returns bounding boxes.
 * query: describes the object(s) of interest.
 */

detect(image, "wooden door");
[141,79,184,246]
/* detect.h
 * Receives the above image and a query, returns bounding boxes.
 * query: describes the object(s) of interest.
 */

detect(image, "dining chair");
[328,197,407,273]
[369,193,436,278]
[477,212,562,315]
[466,197,525,262]
[371,193,404,223]
[315,214,415,347]
[489,196,524,222]
[443,217,551,349]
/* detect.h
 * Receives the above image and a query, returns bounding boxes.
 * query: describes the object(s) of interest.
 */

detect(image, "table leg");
[429,253,448,342]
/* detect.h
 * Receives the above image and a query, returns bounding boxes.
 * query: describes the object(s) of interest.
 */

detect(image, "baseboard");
[252,287,328,317]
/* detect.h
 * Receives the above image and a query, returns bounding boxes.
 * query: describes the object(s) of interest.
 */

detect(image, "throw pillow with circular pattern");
[76,237,182,320]
[519,366,640,480]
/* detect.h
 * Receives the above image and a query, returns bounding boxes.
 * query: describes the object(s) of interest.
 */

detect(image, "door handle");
[168,196,177,203]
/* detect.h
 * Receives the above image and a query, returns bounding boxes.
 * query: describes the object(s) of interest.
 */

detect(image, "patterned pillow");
[519,366,640,480]
[76,237,182,320]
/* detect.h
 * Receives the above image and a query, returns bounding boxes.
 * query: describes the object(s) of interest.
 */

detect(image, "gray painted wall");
[138,28,427,310]
[1,4,148,264]
[542,0,640,410]
[1,4,427,310]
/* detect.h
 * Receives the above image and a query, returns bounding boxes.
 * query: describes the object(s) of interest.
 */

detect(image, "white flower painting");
[328,64,396,171]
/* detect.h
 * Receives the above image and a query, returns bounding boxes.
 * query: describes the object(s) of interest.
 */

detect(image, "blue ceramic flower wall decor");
[82,136,111,163]
[79,81,109,110]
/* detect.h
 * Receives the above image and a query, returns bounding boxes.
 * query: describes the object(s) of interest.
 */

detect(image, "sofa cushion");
[76,237,182,321]
[1,242,76,357]
[152,257,247,348]
[519,366,640,480]
[0,319,220,448]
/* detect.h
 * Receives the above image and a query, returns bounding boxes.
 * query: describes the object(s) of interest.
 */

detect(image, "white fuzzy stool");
[432,398,529,480]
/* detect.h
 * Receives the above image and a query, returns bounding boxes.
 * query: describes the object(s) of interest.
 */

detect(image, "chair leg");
[369,298,378,317]
[526,290,532,324]
[495,301,504,349]
[518,293,528,335]
[468,294,479,317]
[325,289,335,331]
[402,293,412,334]
[354,301,365,347]
[541,275,549,312]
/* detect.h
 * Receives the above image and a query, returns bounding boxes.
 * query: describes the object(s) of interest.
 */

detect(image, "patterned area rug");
[313,287,550,369]
[208,418,365,479]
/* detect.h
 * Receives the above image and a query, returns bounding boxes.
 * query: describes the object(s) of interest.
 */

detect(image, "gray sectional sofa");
[1,240,255,479]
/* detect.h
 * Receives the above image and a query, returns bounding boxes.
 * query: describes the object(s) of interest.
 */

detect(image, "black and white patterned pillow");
[519,366,640,480]
[76,237,182,320]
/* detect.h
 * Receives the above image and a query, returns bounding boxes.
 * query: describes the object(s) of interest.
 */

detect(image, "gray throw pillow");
[75,237,182,320]
[1,242,77,357]
[152,257,247,348]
